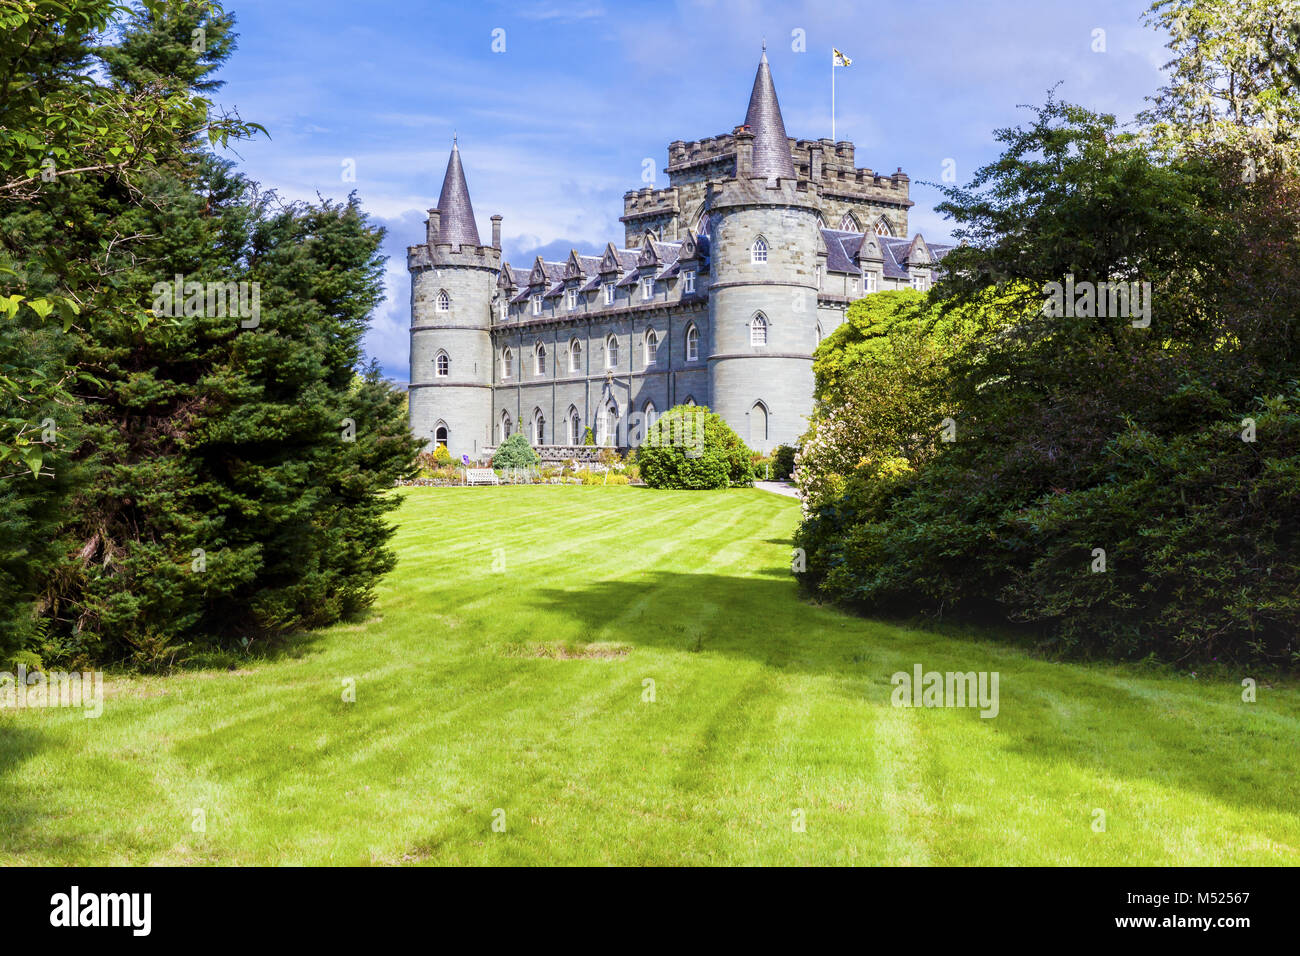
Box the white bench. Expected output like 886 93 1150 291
465 468 499 486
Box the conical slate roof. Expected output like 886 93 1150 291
743 51 796 180
436 140 480 246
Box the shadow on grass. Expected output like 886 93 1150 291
0 725 48 856
525 569 1299 819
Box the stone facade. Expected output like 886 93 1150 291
409 52 951 460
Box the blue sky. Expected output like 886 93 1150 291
210 0 1174 383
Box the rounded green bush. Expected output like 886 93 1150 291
492 432 540 468
639 405 754 489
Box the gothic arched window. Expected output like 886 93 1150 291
532 408 546 445
436 289 450 312
751 313 768 346
570 338 582 372
752 401 769 443
502 347 514 379
874 217 892 237
606 335 619 369
567 405 581 445
536 343 547 375
751 236 768 264
435 350 449 377
644 329 658 367
685 324 699 362
839 212 859 232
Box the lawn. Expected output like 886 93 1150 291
1 486 1296 865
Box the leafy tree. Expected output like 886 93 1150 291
639 406 753 490
492 432 539 468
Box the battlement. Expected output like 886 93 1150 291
706 173 820 212
667 134 737 171
407 242 502 272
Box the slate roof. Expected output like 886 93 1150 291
436 142 480 246
821 229 955 278
744 51 797 181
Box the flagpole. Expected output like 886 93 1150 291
831 50 836 142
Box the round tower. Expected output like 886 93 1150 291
706 51 820 453
408 141 498 461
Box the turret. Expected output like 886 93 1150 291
706 49 820 452
408 139 499 460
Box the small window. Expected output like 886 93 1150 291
606 335 619 369
435 423 448 447
839 212 859 232
642 276 654 299
436 289 450 312
683 270 696 294
536 343 547 375
568 406 581 444
502 348 514 379
532 294 542 316
567 288 578 310
436 351 449 377
911 275 929 292
570 339 582 373
866 273 878 293
500 411 512 441
875 218 891 237
604 283 615 306
533 409 546 445
644 329 658 366
751 237 768 263
686 324 698 362
751 314 768 346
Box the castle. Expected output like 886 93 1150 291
408 51 951 459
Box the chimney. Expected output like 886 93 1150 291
426 208 440 247
490 214 502 250
734 126 754 177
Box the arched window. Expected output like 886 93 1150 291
536 343 547 375
685 324 699 362
435 350 450 377
696 211 711 237
751 313 768 346
644 329 658 366
598 400 619 446
815 323 822 345
436 289 450 312
751 236 768 264
874 217 892 237
684 395 696 406
570 338 582 373
532 408 546 445
606 335 619 369
643 401 658 431
752 401 769 443
816 215 826 229
500 411 512 442
502 348 515 379
567 405 581 445
434 421 449 448
839 212 859 232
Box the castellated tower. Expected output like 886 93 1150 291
408 141 500 459
706 51 820 453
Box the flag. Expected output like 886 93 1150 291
833 48 852 67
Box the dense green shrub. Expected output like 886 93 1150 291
492 432 540 468
639 406 753 489
582 426 595 446
771 445 797 480
794 96 1300 668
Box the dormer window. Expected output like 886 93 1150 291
683 270 696 294
642 276 654 299
436 290 450 312
751 237 768 264
567 288 578 310
531 294 542 316
911 275 929 292
604 283 615 306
